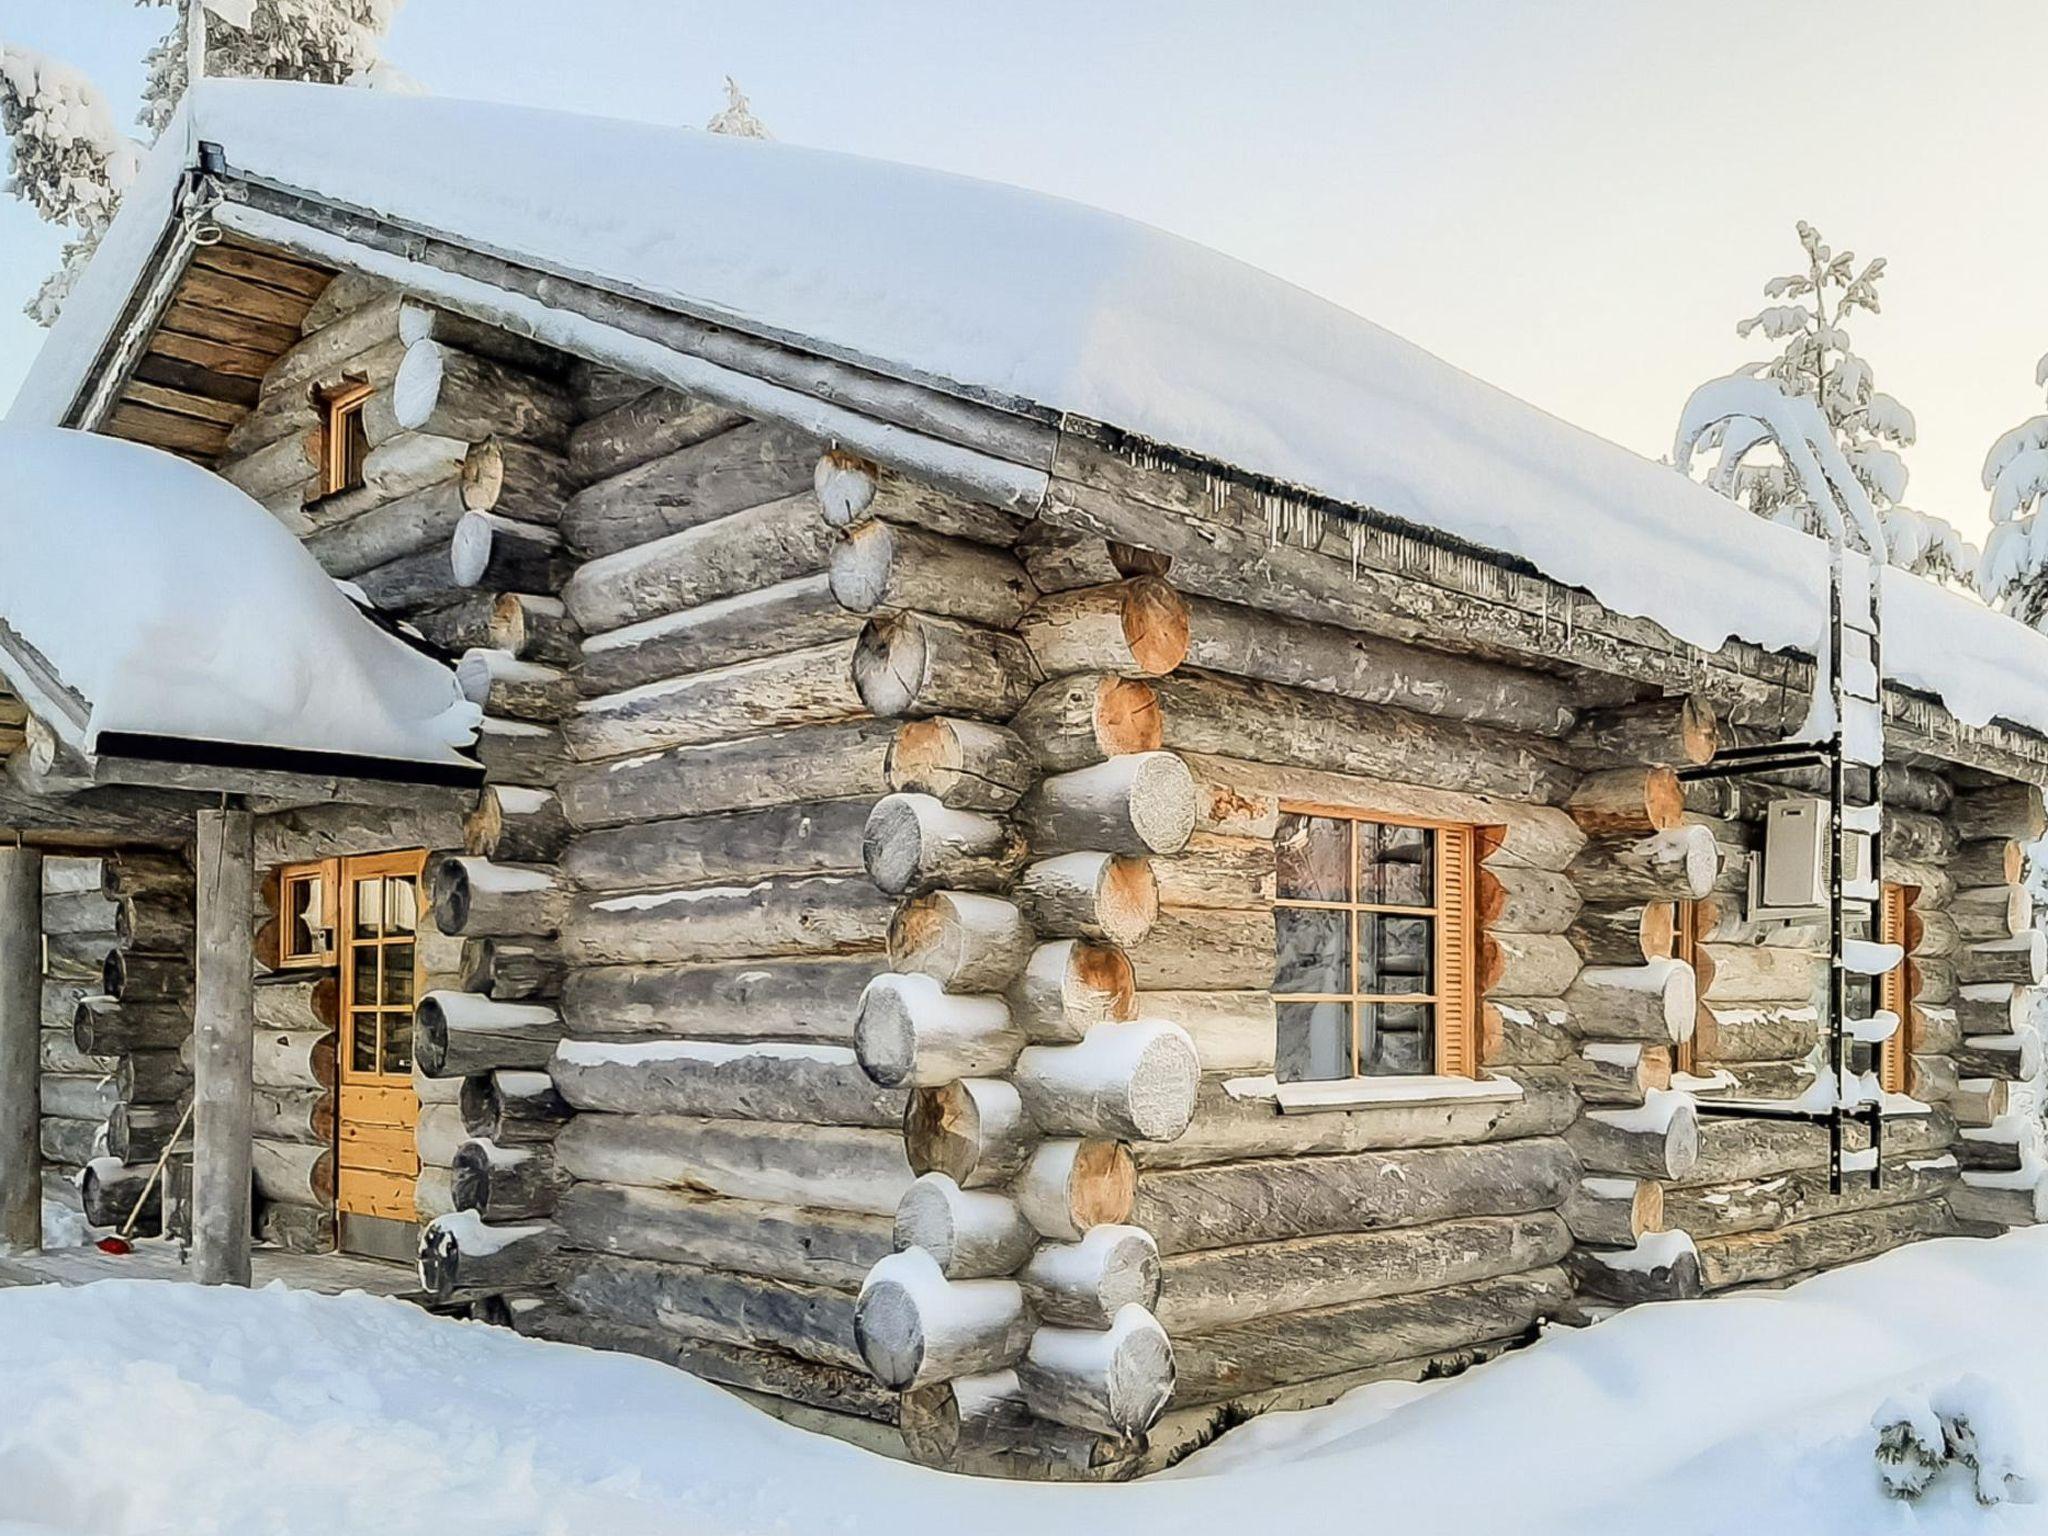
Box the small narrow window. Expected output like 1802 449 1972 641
276 858 339 969
1272 808 1478 1082
1876 882 1917 1095
318 380 374 498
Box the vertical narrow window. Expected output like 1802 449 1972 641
1273 808 1477 1082
1876 881 1916 1095
318 380 374 498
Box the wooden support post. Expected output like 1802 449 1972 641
194 807 255 1287
0 848 41 1253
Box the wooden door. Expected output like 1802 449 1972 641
335 850 425 1247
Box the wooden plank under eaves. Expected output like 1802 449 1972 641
189 242 332 301
107 402 231 457
160 298 300 356
149 329 277 380
129 352 262 407
124 380 246 428
176 264 319 331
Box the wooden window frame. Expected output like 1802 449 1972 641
1876 881 1917 1095
337 850 428 1088
316 380 374 499
275 858 338 970
1273 802 1481 1084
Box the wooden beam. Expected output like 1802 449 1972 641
147 331 276 381
128 352 263 408
191 241 334 300
123 381 247 427
106 403 232 457
0 849 40 1252
193 807 254 1286
160 299 299 356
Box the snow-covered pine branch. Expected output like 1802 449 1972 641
1677 221 1968 585
1977 352 2048 629
706 76 770 139
138 0 406 134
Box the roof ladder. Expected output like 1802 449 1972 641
1676 513 1889 1196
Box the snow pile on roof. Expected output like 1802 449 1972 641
15 80 2048 743
0 427 477 767
4 1229 2048 1532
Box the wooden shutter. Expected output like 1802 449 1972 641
1435 823 1478 1078
1877 882 1914 1095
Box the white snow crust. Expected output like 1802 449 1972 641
0 426 477 767
13 1234 2048 1531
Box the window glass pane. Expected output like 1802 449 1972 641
349 1012 377 1074
1360 912 1433 995
1362 822 1433 907
1274 907 1348 994
353 877 384 940
350 942 378 1006
382 1010 413 1075
385 878 418 935
1277 1001 1351 1082
287 876 322 958
382 943 415 1007
1275 814 1350 902
1361 1002 1435 1076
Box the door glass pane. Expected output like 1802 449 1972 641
1361 1002 1435 1076
1362 822 1433 907
353 877 385 940
385 878 418 935
1277 1001 1350 1082
349 1011 377 1073
382 943 415 1007
1274 907 1347 994
350 941 378 1009
1275 814 1350 902
1361 913 1433 994
382 1010 413 1074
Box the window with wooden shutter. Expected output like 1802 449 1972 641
1272 806 1479 1082
1876 881 1916 1095
275 858 338 969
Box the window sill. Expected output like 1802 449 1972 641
1266 1073 1526 1116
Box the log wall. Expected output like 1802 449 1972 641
201 286 2048 1478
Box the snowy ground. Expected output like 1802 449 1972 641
3 1230 2047 1535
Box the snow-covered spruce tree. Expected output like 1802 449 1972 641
0 0 400 323
1976 354 2048 629
705 76 770 139
1680 220 1972 582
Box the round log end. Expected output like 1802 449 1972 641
828 520 896 613
1096 676 1163 756
854 1274 929 1388
454 649 504 709
855 974 926 1089
391 338 447 433
458 1072 496 1137
101 948 125 1000
414 996 452 1078
1069 1140 1138 1230
461 436 506 512
815 449 880 527
1678 696 1721 766
450 1142 492 1214
1121 577 1190 675
1119 1024 1202 1142
1096 857 1160 949
862 794 937 896
1653 955 1698 1044
905 1082 979 1184
450 510 496 588
1125 751 1197 855
464 790 504 859
1663 1099 1701 1181
428 855 472 937
852 613 925 718
1072 941 1138 1026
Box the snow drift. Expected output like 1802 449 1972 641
0 426 477 767
4 1229 2048 1533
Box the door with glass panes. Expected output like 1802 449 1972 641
335 850 425 1258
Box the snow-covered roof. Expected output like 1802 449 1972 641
16 80 2048 744
0 427 479 776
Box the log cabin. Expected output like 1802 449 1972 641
5 76 2048 1477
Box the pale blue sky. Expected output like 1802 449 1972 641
1 1 2042 539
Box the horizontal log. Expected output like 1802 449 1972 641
428 857 568 939
252 1137 333 1207
567 386 744 485
560 875 891 966
563 491 835 632
1124 905 1275 991
830 519 1035 627
419 1212 564 1304
1007 940 1138 1044
1559 1176 1663 1246
1009 674 1162 772
556 1181 891 1290
1135 990 1274 1074
565 641 863 760
1014 1138 1139 1241
1692 1200 1954 1289
1135 1136 1578 1253
253 1028 334 1091
1013 1021 1201 1141
554 1112 914 1215
563 420 817 561
888 891 1035 994
464 786 570 865
1018 1306 1175 1435
1019 1225 1161 1328
855 1248 1032 1390
1564 1094 1700 1179
563 797 872 894
905 1078 1037 1190
895 1172 1038 1279
1012 854 1158 947
855 974 1021 1089
1157 1209 1571 1333
560 955 887 1042
414 992 562 1078
1169 1266 1571 1407
551 1038 904 1126
852 612 1037 721
1018 579 1190 677
1152 670 1577 805
451 1138 573 1220
559 719 894 832
863 796 1026 897
1017 753 1197 859
575 575 862 697
1568 825 1719 904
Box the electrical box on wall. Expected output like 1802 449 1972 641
1749 797 1871 921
